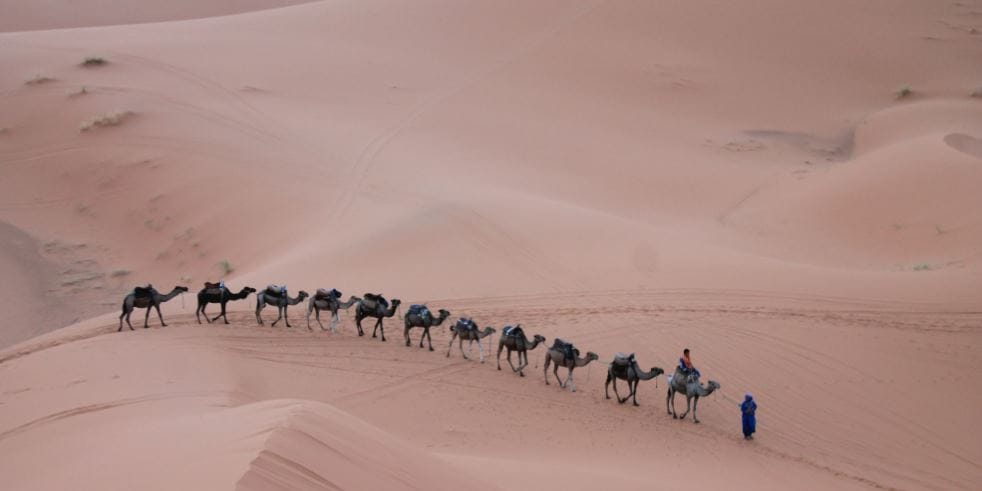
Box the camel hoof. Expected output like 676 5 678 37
519 372 525 377
633 402 640 407
428 347 434 352
571 388 577 392
672 415 678 419
694 420 700 424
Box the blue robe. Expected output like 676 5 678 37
741 399 757 437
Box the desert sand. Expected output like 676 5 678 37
1 0 980 489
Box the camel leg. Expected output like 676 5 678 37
119 307 134 332
517 351 529 376
667 388 675 417
692 396 700 424
256 299 264 326
142 305 151 328
330 310 341 333
446 332 457 357
196 301 203 324
284 305 292 328
271 305 283 327
632 380 641 406
316 307 327 331
679 395 691 421
567 368 577 392
210 302 228 324
355 316 364 336
404 325 411 347
154 303 167 327
553 363 564 387
377 318 385 341
460 338 469 360
543 354 551 385
605 372 612 399
424 328 434 351
477 338 485 363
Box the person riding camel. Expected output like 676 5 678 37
679 348 701 378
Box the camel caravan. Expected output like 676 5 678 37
119 282 723 423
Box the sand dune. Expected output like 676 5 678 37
0 0 315 32
1 0 981 489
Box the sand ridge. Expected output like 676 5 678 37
1 0 981 489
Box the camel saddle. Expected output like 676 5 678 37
315 288 341 301
408 304 431 321
133 285 155 298
502 325 523 338
362 293 388 310
457 317 477 332
203 281 226 295
552 338 577 362
265 284 287 297
612 352 636 368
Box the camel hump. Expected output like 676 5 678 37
363 293 381 301
408 304 430 317
503 325 523 338
456 317 476 330
612 352 635 367
265 284 286 297
204 281 224 290
552 338 572 350
133 285 154 298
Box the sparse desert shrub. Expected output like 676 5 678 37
79 110 132 132
219 259 233 275
971 85 982 98
913 263 931 271
110 269 131 278
81 57 107 67
896 85 913 99
67 86 88 97
25 74 55 85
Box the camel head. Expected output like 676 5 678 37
243 287 257 294
707 380 721 390
437 309 450 318
390 299 402 307
586 352 600 362
651 367 665 377
532 334 547 343
297 290 309 300
175 286 190 293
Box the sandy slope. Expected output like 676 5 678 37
0 0 315 32
1 295 979 490
0 0 981 489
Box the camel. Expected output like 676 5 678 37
605 353 664 406
118 285 189 331
353 293 402 341
543 339 599 392
306 288 361 331
403 306 450 351
496 325 546 377
255 285 309 328
196 283 256 324
666 367 721 423
446 318 496 362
